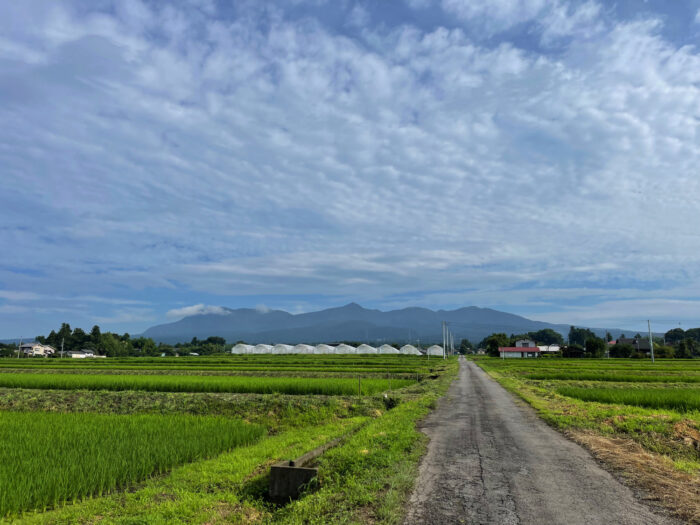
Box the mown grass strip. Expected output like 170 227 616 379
0 372 414 395
0 412 263 518
558 386 700 412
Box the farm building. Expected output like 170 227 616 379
499 347 541 358
67 350 94 358
293 344 315 354
514 339 536 348
356 344 378 354
19 343 55 357
538 344 560 353
426 345 444 356
379 344 400 354
399 344 422 355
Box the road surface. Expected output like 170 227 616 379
404 357 679 525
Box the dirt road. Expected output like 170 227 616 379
404 357 679 525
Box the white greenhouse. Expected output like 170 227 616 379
426 345 444 356
399 344 422 355
231 343 253 354
356 344 378 354
293 344 315 354
378 344 400 354
335 344 356 354
314 344 335 354
253 344 273 354
273 344 294 354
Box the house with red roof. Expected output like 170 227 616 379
499 339 541 358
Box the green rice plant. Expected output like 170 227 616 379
0 412 263 517
0 373 414 395
557 386 700 411
525 371 700 383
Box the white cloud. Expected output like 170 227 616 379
166 304 229 319
1 2 700 333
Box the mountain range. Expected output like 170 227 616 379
141 303 624 345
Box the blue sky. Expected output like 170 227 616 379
2 0 700 338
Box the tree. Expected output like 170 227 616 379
100 333 122 357
481 333 509 357
609 343 634 358
90 325 102 345
664 328 685 345
459 339 474 354
72 328 88 349
654 345 674 358
585 338 606 358
562 344 584 358
605 332 613 342
528 329 564 346
676 339 693 359
568 326 596 346
57 323 72 350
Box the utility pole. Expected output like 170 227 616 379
442 321 446 360
61 338 64 358
648 320 655 363
17 337 22 359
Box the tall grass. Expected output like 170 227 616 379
557 386 700 412
0 373 413 395
0 412 263 517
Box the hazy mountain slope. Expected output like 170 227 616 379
141 303 618 344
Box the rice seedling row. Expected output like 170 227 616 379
557 386 700 412
0 411 263 518
0 372 414 395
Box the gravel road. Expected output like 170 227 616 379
404 357 679 525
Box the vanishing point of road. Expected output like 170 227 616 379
404 357 679 525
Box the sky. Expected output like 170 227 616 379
2 0 700 338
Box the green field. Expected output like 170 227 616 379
0 372 413 395
557 386 700 411
0 412 263 517
0 354 457 523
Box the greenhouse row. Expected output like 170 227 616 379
230 343 445 355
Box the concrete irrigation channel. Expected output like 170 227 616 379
404 357 681 525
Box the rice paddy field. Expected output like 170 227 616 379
0 354 457 524
474 357 700 522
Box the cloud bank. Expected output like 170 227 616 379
1 0 699 334
166 304 230 319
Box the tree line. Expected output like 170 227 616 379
0 324 229 358
466 326 699 358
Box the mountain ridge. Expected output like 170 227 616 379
141 303 624 345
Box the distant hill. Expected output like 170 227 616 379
141 303 624 345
